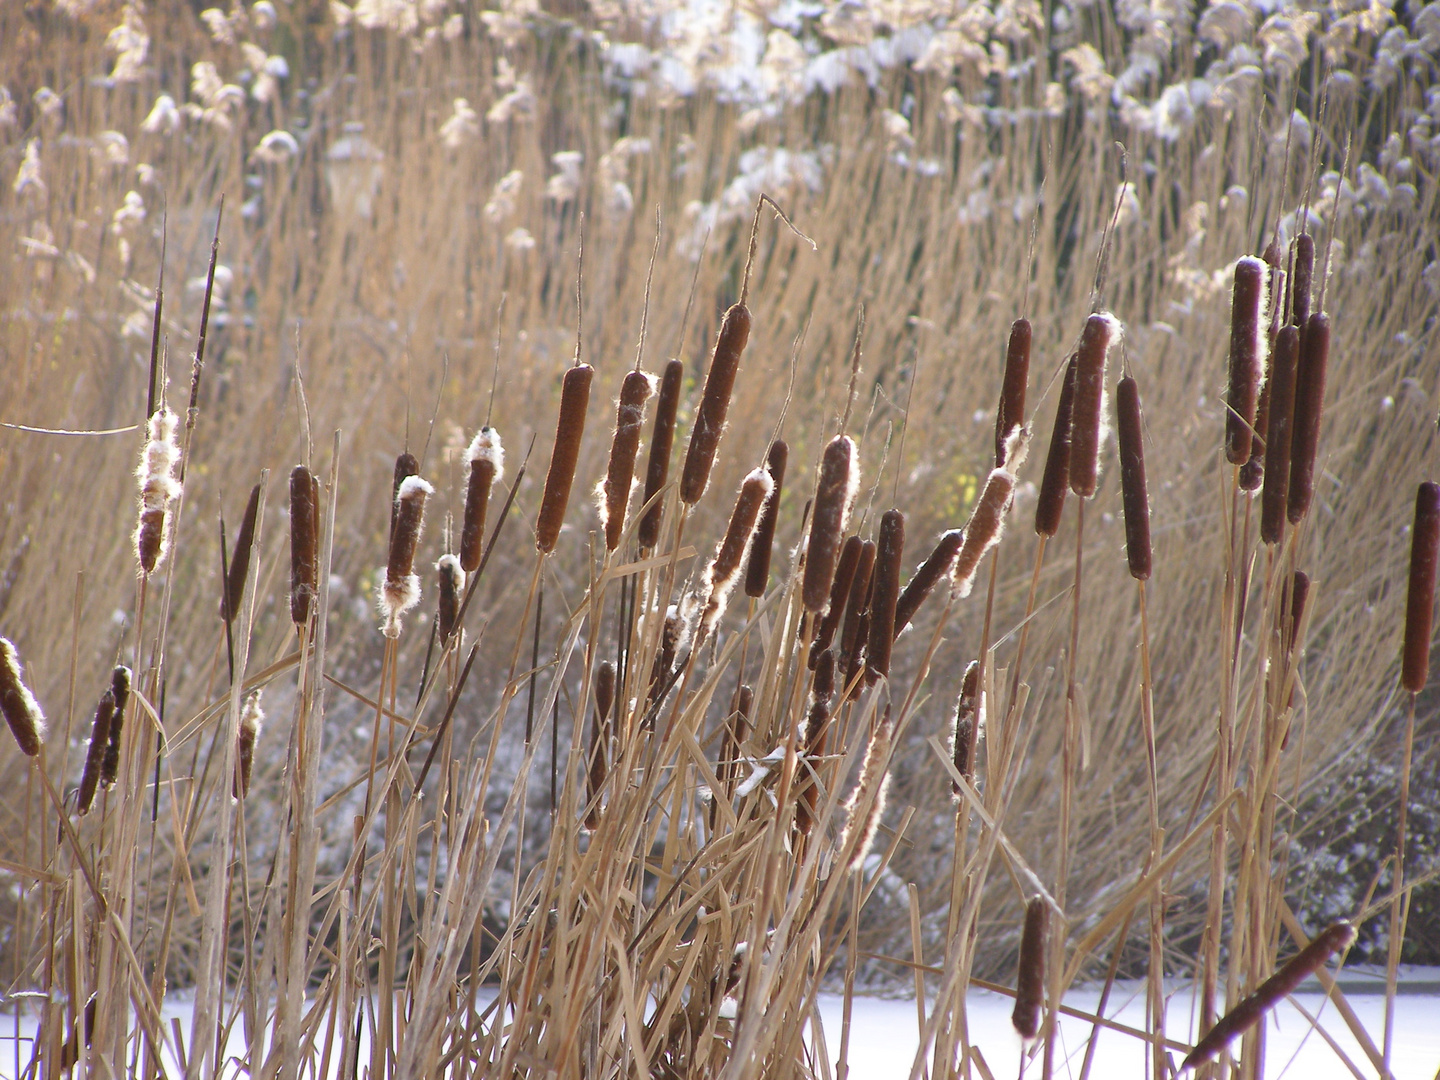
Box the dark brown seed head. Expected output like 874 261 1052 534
1402 482 1440 693
813 535 863 660
953 431 1028 599
893 529 964 638
290 466 320 627
951 659 982 790
77 689 115 815
1036 354 1079 537
390 452 419 540
1069 313 1121 499
865 510 905 683
1116 375 1152 581
838 540 876 697
436 554 464 646
1239 374 1271 492
639 359 684 551
1012 896 1049 1041
1288 570 1311 657
744 439 789 598
537 364 595 554
111 665 131 724
459 428 504 574
1291 232 1314 325
136 508 166 576
234 691 263 799
681 302 752 505
134 407 181 574
996 318 1032 467
0 637 45 757
1226 257 1268 465
221 483 261 622
1287 311 1330 525
380 474 434 635
702 468 774 634
603 370 655 552
802 435 859 612
1260 325 1300 544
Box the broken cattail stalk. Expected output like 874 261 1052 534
233 691 263 799
813 535 862 663
638 359 683 551
996 318 1032 467
802 436 859 613
290 466 320 627
744 439 789 598
837 540 877 695
601 370 655 552
951 660 983 792
1287 311 1330 525
0 637 45 757
1259 325 1301 545
586 660 616 829
1116 375 1152 581
953 429 1030 598
459 428 504 573
865 510 905 683
134 407 181 574
77 689 116 814
1069 313 1121 499
893 529 963 638
1402 482 1440 693
101 666 130 788
1181 921 1356 1071
221 483 261 622
437 555 464 646
1036 354 1079 537
1225 257 1268 465
1291 232 1315 326
379 475 434 637
701 468 774 635
840 710 893 872
1012 897 1049 1041
681 300 752 504
536 364 595 554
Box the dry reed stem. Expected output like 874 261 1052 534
1117 375 1152 581
1287 311 1330 525
803 436 859 613
1069 313 1121 499
1402 481 1440 693
1036 354 1079 536
840 711 892 872
459 428 504 573
536 364 595 554
639 359 684 551
744 440 789 599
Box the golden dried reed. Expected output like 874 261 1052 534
840 710 893 872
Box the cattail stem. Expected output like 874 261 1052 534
536 364 594 554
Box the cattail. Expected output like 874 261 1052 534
681 301 752 504
99 665 132 789
1036 354 1079 537
233 691 263 799
638 359 683 551
893 529 963 638
837 540 876 697
221 483 261 622
953 429 1030 599
586 661 615 829
647 612 679 706
390 452 419 540
436 554 464 646
1012 897 1049 1041
459 428 504 573
536 364 594 554
1069 312 1121 499
379 475 434 637
77 689 116 814
290 466 320 627
744 440 789 598
996 317 1032 467
840 710 893 872
134 407 181 574
601 370 655 552
865 510 905 683
1239 376 1270 492
0 637 45 757
701 468 774 634
1260 325 1300 545
1287 311 1330 525
1225 257 1269 465
813 536 863 660
1402 482 1440 693
1116 375 1151 581
802 436 859 613
111 665 131 728
1288 570 1311 656
951 660 982 791
1241 247 1287 492
1182 921 1356 1072
1291 232 1314 325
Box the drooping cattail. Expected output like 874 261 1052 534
865 510 905 683
459 428 504 573
681 301 752 505
1116 375 1152 581
996 318 1032 467
536 364 594 554
221 483 261 622
601 370 655 552
1260 325 1301 545
1036 354 1079 537
1287 311 1330 525
837 540 876 697
1069 312 1121 499
951 660 982 792
701 468 775 635
893 529 963 639
436 554 464 646
586 660 616 829
77 689 116 814
101 667 130 789
1402 482 1440 693
1012 896 1049 1041
379 475 434 637
390 452 419 540
813 535 863 661
290 466 320 627
0 637 45 757
1225 257 1269 465
638 359 683 551
840 710 893 872
744 440 788 599
802 436 859 613
1290 232 1314 326
134 407 181 575
953 429 1030 599
1181 921 1356 1072
233 690 263 799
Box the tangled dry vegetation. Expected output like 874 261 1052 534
1 1 1439 1077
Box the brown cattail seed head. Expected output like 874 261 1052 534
134 407 181 574
1402 482 1440 693
601 370 655 551
865 510 906 683
1036 354 1079 537
290 466 320 627
0 637 45 757
111 665 131 725
1116 376 1152 581
1225 257 1269 465
1291 232 1314 325
379 474 434 637
390 452 419 539
813 535 863 660
537 364 594 554
744 440 789 599
840 711 893 872
803 436 859 612
101 664 131 787
837 540 876 695
996 317 1032 467
953 429 1030 599
459 428 504 573
681 302 752 504
221 483 261 622
639 359 684 551
1012 897 1049 1041
1239 374 1271 492
77 689 116 815
436 554 464 646
1260 325 1300 545
701 468 774 634
1069 313 1121 499
1287 312 1330 525
893 529 963 638
951 660 983 791
234 691 263 799
1288 570 1311 656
